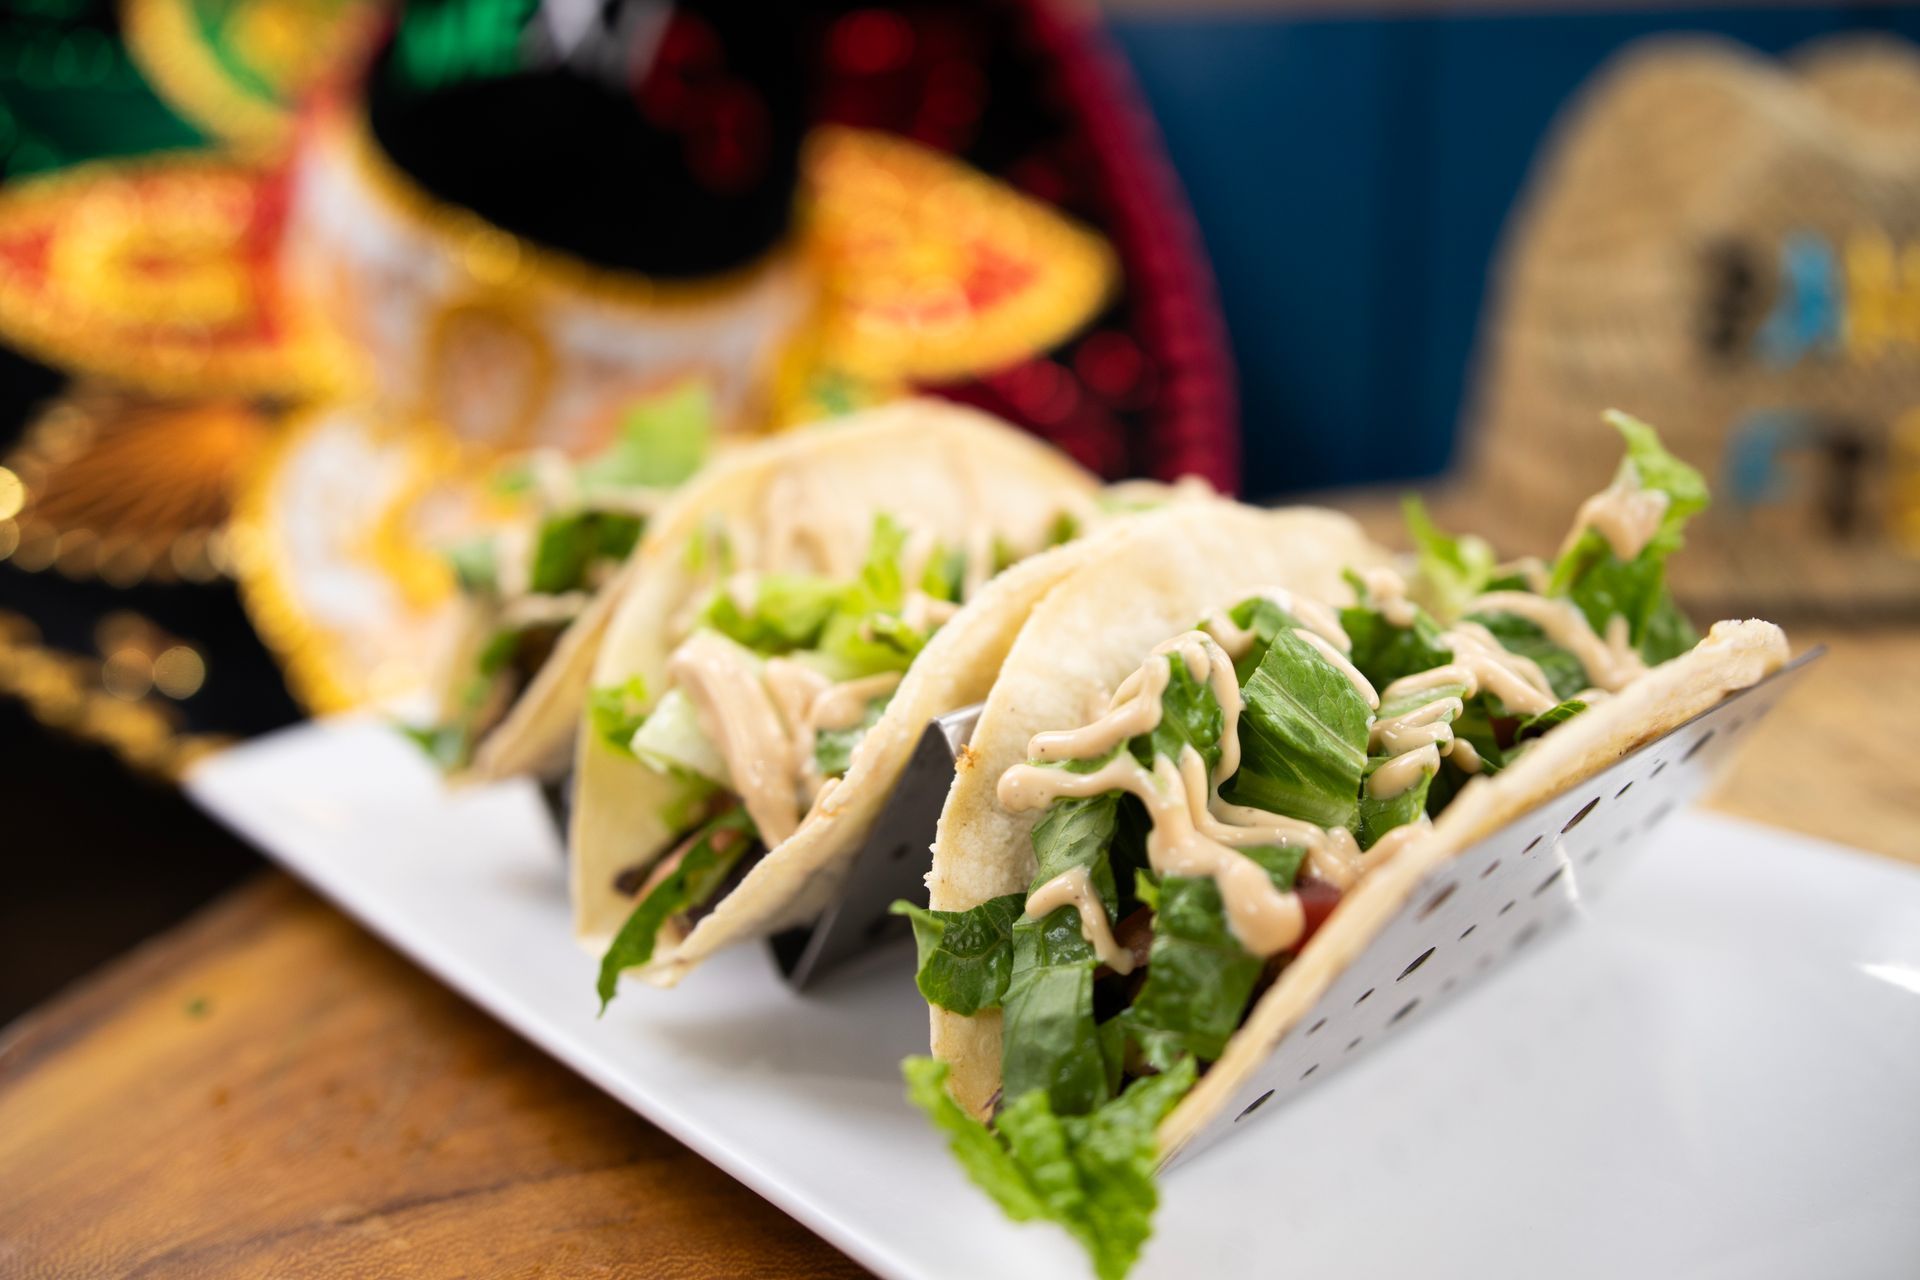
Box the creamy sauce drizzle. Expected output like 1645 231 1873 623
498 590 590 628
1559 464 1670 563
1469 591 1646 692
1026 865 1137 974
1000 627 1368 957
1362 566 1417 627
670 633 800 845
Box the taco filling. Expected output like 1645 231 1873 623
593 508 1077 1007
402 382 713 770
901 412 1717 1280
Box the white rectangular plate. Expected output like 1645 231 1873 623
188 716 1920 1280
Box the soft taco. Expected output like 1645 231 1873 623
576 397 1160 998
401 382 716 779
900 413 1789 1280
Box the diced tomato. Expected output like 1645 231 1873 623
1295 876 1343 944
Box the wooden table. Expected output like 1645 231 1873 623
2 626 1915 1277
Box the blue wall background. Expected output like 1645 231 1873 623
1108 5 1920 498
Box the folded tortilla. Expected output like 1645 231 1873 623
571 398 1106 983
922 500 1788 1149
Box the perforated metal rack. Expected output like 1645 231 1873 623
771 651 1818 1161
1168 647 1821 1164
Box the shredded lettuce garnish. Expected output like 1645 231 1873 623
904 1055 1196 1280
575 380 714 492
1222 629 1371 830
892 895 1022 1017
587 676 650 758
1404 494 1496 619
596 806 754 1012
904 416 1710 1279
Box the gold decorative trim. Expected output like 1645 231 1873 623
332 108 802 313
0 388 268 586
123 0 347 152
0 609 231 780
804 126 1119 384
0 153 342 398
227 407 487 714
226 407 363 713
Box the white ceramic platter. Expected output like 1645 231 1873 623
187 717 1920 1280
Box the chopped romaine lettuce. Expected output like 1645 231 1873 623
1546 413 1707 662
893 894 1023 1016
703 573 843 653
1001 906 1115 1117
445 536 498 595
1517 697 1587 739
397 722 470 771
1222 629 1371 830
1339 579 1452 690
1133 649 1226 778
1118 875 1263 1069
528 510 643 595
576 379 714 491
587 676 650 758
1030 792 1123 914
812 691 892 779
629 687 729 784
1356 755 1438 849
1465 610 1589 702
903 1055 1197 1280
1222 595 1296 683
596 806 754 1010
1403 495 1495 621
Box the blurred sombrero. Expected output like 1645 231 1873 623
124 0 382 153
1352 34 1920 621
1 0 1237 724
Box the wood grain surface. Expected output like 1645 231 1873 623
0 876 870 1280
0 626 1912 1278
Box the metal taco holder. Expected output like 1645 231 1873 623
773 649 1819 1019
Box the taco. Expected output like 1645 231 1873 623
401 382 715 778
900 413 1789 1280
573 398 1112 996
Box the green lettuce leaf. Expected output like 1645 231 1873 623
1223 595 1296 683
812 691 892 778
1240 844 1306 892
1546 413 1707 663
397 722 470 771
1001 907 1114 1117
1222 628 1371 830
902 1057 1048 1222
595 807 754 1011
816 514 930 675
1518 697 1587 739
1030 791 1123 913
587 676 650 757
701 573 842 654
1339 592 1452 691
1129 648 1226 779
528 510 644 595
892 894 1023 1016
1357 755 1438 849
576 379 714 490
920 544 967 603
444 535 497 595
1118 876 1263 1069
1403 495 1495 621
1465 611 1589 702
994 1058 1198 1280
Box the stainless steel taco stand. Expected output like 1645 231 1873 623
1164 645 1823 1168
771 650 1821 1164
769 706 983 988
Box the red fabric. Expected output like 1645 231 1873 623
812 1 1241 491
